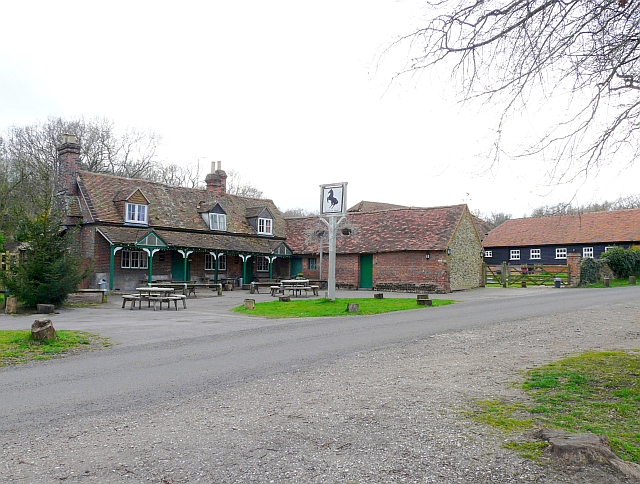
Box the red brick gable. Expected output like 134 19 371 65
285 204 469 254
76 170 286 237
482 209 640 247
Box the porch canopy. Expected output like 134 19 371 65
97 226 292 289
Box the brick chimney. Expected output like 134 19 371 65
205 160 227 197
58 133 81 195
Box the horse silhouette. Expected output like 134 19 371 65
327 189 339 209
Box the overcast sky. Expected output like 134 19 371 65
2 1 639 218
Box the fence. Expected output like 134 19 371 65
484 263 569 287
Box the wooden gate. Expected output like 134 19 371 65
484 263 569 287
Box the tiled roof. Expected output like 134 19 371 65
348 200 408 212
77 171 285 237
285 204 469 254
96 226 286 254
482 209 640 247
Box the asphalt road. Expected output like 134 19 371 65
1 286 638 434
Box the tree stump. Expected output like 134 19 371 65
279 296 290 302
346 303 359 313
224 284 233 291
603 277 610 287
31 318 56 341
521 281 527 288
244 299 256 310
630 276 636 285
5 296 17 314
417 299 433 306
37 304 55 314
374 293 384 299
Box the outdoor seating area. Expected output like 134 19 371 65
121 287 187 310
269 279 319 298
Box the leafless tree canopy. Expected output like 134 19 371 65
395 0 640 179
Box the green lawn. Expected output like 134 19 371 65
233 297 453 318
586 278 635 288
468 350 640 463
0 330 110 367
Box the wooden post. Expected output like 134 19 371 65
603 277 610 287
629 276 636 285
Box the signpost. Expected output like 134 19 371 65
320 182 347 301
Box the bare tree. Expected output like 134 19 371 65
281 207 319 217
392 0 640 181
225 169 264 198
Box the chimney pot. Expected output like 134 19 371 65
217 160 222 171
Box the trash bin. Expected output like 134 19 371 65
237 277 243 287
98 279 107 290
554 277 561 289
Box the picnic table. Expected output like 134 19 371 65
273 279 320 298
121 287 186 310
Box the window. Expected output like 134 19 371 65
583 247 594 258
556 248 567 259
121 249 148 269
205 254 215 271
510 249 520 260
125 203 148 224
308 257 317 270
209 213 226 231
530 249 541 260
256 256 269 272
484 250 492 258
258 217 272 235
218 254 227 271
605 246 614 252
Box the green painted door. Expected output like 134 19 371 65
359 254 373 289
171 251 190 281
290 257 303 278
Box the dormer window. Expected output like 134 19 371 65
258 217 272 235
126 202 148 224
210 213 227 231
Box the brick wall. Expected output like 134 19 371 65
373 251 450 293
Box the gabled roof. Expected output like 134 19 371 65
348 200 408 213
482 209 640 247
285 204 469 254
76 170 285 237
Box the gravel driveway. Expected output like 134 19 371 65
1 287 639 483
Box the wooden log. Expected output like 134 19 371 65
5 296 17 314
373 293 384 299
244 299 256 310
279 296 290 302
346 303 359 313
417 299 433 306
31 318 56 341
37 304 55 314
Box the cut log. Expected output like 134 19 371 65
5 296 17 314
279 296 290 302
31 318 56 341
37 304 55 314
244 299 256 310
373 293 384 299
346 303 359 313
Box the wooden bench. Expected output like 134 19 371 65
122 294 187 310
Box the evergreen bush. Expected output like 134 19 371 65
1 213 87 308
600 247 640 278
579 257 602 286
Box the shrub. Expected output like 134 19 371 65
580 257 603 285
600 247 640 278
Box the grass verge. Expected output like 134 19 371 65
0 330 111 367
468 350 640 463
586 278 634 288
233 297 453 318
